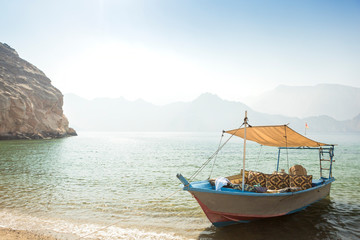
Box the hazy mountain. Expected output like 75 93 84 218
248 84 360 121
64 93 248 131
64 92 360 133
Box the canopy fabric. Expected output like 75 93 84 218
225 125 329 147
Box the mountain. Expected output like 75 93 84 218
248 84 360 121
64 93 245 131
64 93 360 133
0 42 76 139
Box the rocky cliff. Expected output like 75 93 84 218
0 42 76 139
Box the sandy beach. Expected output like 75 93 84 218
0 228 58 240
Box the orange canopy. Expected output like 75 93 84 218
225 125 329 147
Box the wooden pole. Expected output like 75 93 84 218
242 111 247 192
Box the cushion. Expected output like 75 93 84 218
266 173 290 190
289 165 307 175
290 175 313 190
247 171 267 187
254 186 267 193
231 183 256 192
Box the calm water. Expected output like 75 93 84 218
0 132 359 240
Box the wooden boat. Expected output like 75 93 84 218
177 112 335 227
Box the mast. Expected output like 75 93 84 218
242 111 248 191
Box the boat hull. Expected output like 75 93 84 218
187 179 333 227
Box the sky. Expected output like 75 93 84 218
1 0 359 104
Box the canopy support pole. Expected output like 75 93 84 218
276 148 281 172
329 146 334 178
241 111 248 192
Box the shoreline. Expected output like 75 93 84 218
0 227 59 240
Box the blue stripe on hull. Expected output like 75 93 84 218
213 220 251 227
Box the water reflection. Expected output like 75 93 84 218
198 198 359 240
0 133 359 239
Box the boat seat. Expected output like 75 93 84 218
312 179 324 187
226 170 249 184
209 170 249 186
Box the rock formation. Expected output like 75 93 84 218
0 42 76 139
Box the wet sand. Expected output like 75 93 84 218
0 228 58 240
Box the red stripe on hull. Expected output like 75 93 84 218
194 195 287 225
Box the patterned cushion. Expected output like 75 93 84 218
290 175 313 190
266 173 290 190
247 171 267 187
231 183 256 192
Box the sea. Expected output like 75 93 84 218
0 132 359 240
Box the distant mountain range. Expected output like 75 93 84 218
64 85 360 133
248 84 360 121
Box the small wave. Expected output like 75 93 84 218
77 225 185 240
0 210 186 240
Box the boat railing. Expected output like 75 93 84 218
277 145 335 179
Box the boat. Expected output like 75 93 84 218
176 112 335 227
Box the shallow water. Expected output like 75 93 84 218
0 132 359 239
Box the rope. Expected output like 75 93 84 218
77 125 244 239
208 131 224 179
77 220 122 239
188 123 244 182
255 145 263 172
77 186 187 239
